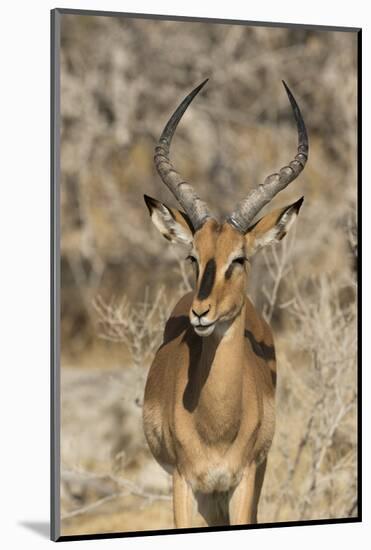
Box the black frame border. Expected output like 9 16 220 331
51 7 362 542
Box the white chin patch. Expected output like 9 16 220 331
194 324 215 337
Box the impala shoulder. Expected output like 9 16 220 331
243 297 275 363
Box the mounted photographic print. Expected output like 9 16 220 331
51 8 361 542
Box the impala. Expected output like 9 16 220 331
142 79 308 527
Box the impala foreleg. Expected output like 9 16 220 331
228 462 257 525
173 469 197 528
251 458 267 523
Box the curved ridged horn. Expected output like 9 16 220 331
154 79 211 230
227 81 309 233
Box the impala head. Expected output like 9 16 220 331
145 79 308 337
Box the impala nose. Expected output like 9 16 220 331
191 305 215 337
192 307 210 320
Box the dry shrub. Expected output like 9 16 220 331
259 249 357 521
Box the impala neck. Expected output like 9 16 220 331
183 304 246 415
213 305 246 347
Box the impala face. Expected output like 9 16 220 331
188 220 247 336
144 195 304 337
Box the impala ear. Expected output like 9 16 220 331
144 195 194 246
245 197 304 256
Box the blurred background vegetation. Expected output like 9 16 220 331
59 13 358 536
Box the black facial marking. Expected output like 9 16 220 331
194 262 199 281
225 263 234 280
197 258 216 300
225 257 245 280
187 255 199 281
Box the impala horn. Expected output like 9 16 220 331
154 79 211 231
227 80 308 233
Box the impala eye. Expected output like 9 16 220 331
186 255 198 264
233 257 246 265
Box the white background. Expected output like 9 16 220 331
0 1 368 548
